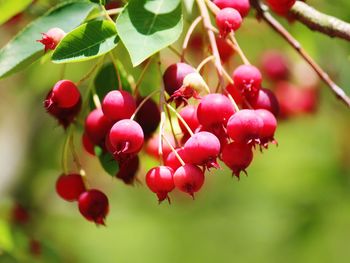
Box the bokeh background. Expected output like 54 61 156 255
0 0 349 262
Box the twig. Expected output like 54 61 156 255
182 16 203 61
166 104 194 137
228 33 251 65
158 60 166 163
130 90 160 120
165 106 180 148
162 134 185 166
134 57 153 95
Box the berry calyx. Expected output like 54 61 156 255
85 108 113 145
56 174 86 202
213 0 250 17
37 27 66 52
255 109 278 148
173 164 205 198
163 63 196 96
232 65 262 101
145 166 175 203
216 8 242 37
78 189 109 226
46 80 80 109
102 90 136 121
266 0 296 15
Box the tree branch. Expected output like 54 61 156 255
250 0 350 108
290 1 350 42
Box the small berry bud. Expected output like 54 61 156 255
37 27 66 52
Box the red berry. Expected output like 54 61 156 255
227 109 263 144
11 203 30 225
47 80 80 108
216 37 234 62
225 83 244 105
116 155 140 185
165 148 189 171
135 97 160 139
163 63 196 96
109 119 144 156
173 164 205 198
145 166 175 203
255 109 277 147
37 27 66 52
248 88 280 117
85 108 113 145
82 132 95 155
56 174 86 202
102 90 136 121
178 105 200 133
232 65 262 101
145 134 175 160
216 8 242 37
78 189 109 225
222 142 253 178
184 131 221 170
261 51 289 81
197 93 235 128
213 0 250 17
266 0 296 15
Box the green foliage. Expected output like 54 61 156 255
52 20 119 63
116 0 183 66
0 0 32 25
89 0 106 5
0 1 97 79
94 146 119 176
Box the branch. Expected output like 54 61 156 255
250 0 350 108
290 1 350 42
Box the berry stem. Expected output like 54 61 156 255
228 33 251 65
102 6 115 23
181 16 203 61
61 125 73 175
162 134 185 166
227 93 240 112
76 60 103 87
87 8 123 21
168 46 189 64
165 106 180 148
134 57 153 96
196 55 214 72
130 89 160 120
166 104 194 137
109 52 123 91
60 64 66 80
158 59 166 163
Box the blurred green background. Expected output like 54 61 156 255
0 0 349 262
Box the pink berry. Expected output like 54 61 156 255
37 27 66 52
109 119 144 156
261 51 289 81
48 80 80 108
197 93 235 128
225 83 244 105
173 164 205 198
184 131 221 170
227 109 263 144
255 109 277 147
216 37 235 62
78 189 109 225
248 88 280 117
102 90 136 121
116 155 140 185
165 148 189 171
178 105 200 134
56 174 86 202
82 132 95 155
221 142 253 178
145 134 175 160
266 0 296 15
145 166 175 203
135 97 160 139
213 0 250 17
85 108 113 145
216 8 242 37
232 65 262 101
163 63 196 96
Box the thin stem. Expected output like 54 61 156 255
76 61 102 87
162 134 185 166
158 60 166 163
61 126 73 174
182 16 203 61
134 57 153 95
196 55 215 72
228 34 251 65
103 6 115 23
166 104 194 137
60 64 66 80
165 106 180 148
130 90 160 120
87 8 123 21
227 93 240 112
168 46 188 64
109 52 122 91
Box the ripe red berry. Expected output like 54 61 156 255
135 97 160 139
78 189 109 225
109 119 144 156
37 27 66 52
102 90 136 121
197 93 235 128
145 134 175 160
261 51 289 81
85 108 113 145
225 83 244 105
255 109 278 148
145 166 175 203
178 105 200 134
165 147 189 171
82 132 95 155
266 0 296 15
216 8 242 37
47 80 81 108
213 0 250 17
232 65 262 101
248 88 280 117
227 109 263 144
221 142 253 178
56 174 86 202
184 131 221 170
163 63 196 96
216 37 235 62
173 164 205 198
11 203 30 225
116 155 140 185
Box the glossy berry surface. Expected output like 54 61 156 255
255 109 277 146
145 166 175 203
213 0 250 17
85 108 113 145
165 147 188 171
266 0 296 15
233 65 262 101
163 63 196 96
248 88 280 117
216 37 234 62
178 105 200 133
48 80 81 108
82 132 95 155
216 8 242 37
56 174 86 202
37 27 65 52
173 164 205 198
222 142 253 178
78 189 109 225
102 90 136 121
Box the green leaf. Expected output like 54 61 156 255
116 0 183 66
95 146 119 176
89 0 106 4
183 0 195 14
0 0 32 25
52 20 119 63
0 1 97 79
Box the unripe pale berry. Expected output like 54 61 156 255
232 65 262 101
85 108 113 145
37 27 66 52
56 174 86 202
78 189 109 225
213 0 250 17
102 90 136 121
216 8 242 37
222 142 253 178
266 0 296 15
145 166 175 203
173 164 205 198
163 63 196 96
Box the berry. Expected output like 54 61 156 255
37 27 66 52
82 132 95 155
266 0 296 15
145 134 175 160
216 37 234 62
248 88 280 117
216 8 242 37
109 119 144 157
85 108 113 145
222 142 253 178
56 174 86 202
46 80 81 108
227 109 263 144
255 109 278 148
225 83 244 105
145 166 175 203
135 97 160 139
163 63 196 96
184 131 221 170
116 155 140 185
165 148 189 171
232 65 262 101
261 51 289 81
102 90 136 121
213 0 250 17
178 105 200 134
11 203 30 225
173 164 205 198
78 189 109 225
197 93 235 128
